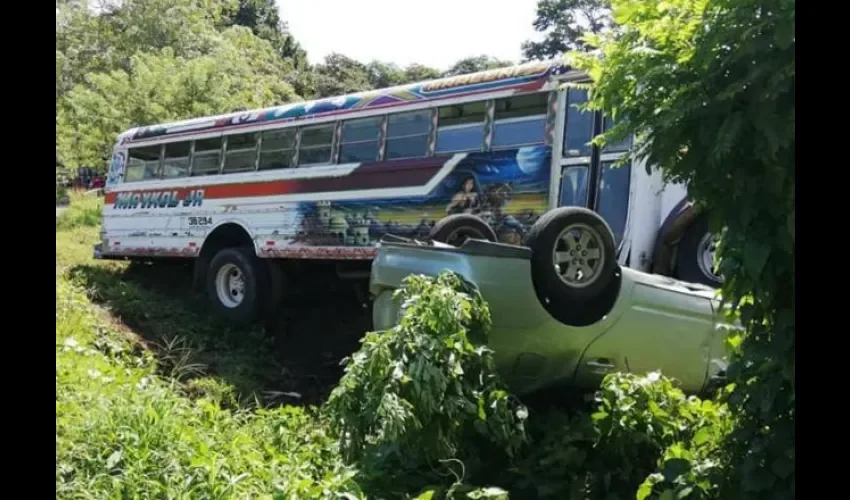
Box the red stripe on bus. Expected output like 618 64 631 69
105 157 448 203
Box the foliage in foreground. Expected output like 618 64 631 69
510 373 731 499
57 225 733 500
573 0 795 497
56 276 363 499
326 272 528 497
325 271 731 499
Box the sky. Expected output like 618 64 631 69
277 0 541 71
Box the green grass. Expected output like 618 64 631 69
56 190 102 230
55 207 363 498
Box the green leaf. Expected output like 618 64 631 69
677 486 694 498
636 481 654 500
413 490 436 500
692 427 711 445
742 241 771 278
661 458 691 481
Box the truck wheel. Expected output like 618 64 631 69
205 246 268 324
429 214 497 246
526 207 618 304
675 214 724 287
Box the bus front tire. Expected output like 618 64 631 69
526 207 618 304
429 214 497 246
205 246 268 324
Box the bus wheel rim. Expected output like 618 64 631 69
697 232 724 282
215 263 245 308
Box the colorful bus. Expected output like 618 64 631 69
95 60 721 322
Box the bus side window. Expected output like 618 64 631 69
559 165 589 207
223 133 259 173
126 145 161 182
298 124 334 166
563 88 594 157
492 93 548 149
596 161 631 246
259 129 296 170
339 117 381 163
162 141 190 179
435 101 486 154
191 137 223 176
385 110 430 160
602 115 633 153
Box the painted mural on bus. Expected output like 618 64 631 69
283 145 550 249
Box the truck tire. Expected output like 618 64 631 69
205 246 268 324
675 214 723 287
429 214 497 246
526 207 618 304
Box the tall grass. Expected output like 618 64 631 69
56 190 102 230
56 225 364 498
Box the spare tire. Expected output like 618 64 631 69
429 214 497 246
526 207 618 303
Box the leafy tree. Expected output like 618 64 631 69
218 0 309 67
217 0 314 96
522 0 613 60
442 55 514 77
364 61 442 88
56 0 232 99
403 63 441 83
219 0 282 44
57 27 298 170
55 0 306 171
365 60 406 89
572 0 794 497
313 53 373 97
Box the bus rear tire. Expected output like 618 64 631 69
429 214 497 246
675 214 723 287
205 246 268 324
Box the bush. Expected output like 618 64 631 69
56 183 69 204
326 272 528 496
323 271 732 499
572 0 795 497
505 372 731 499
56 191 102 230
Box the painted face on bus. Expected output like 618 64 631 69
462 178 475 193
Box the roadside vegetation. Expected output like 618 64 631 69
56 208 731 498
56 0 793 498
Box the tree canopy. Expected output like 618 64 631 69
55 0 518 171
522 0 613 60
572 0 794 496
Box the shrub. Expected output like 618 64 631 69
507 372 731 499
325 272 528 495
572 0 794 496
56 191 102 230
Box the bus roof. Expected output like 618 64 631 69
118 59 576 145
